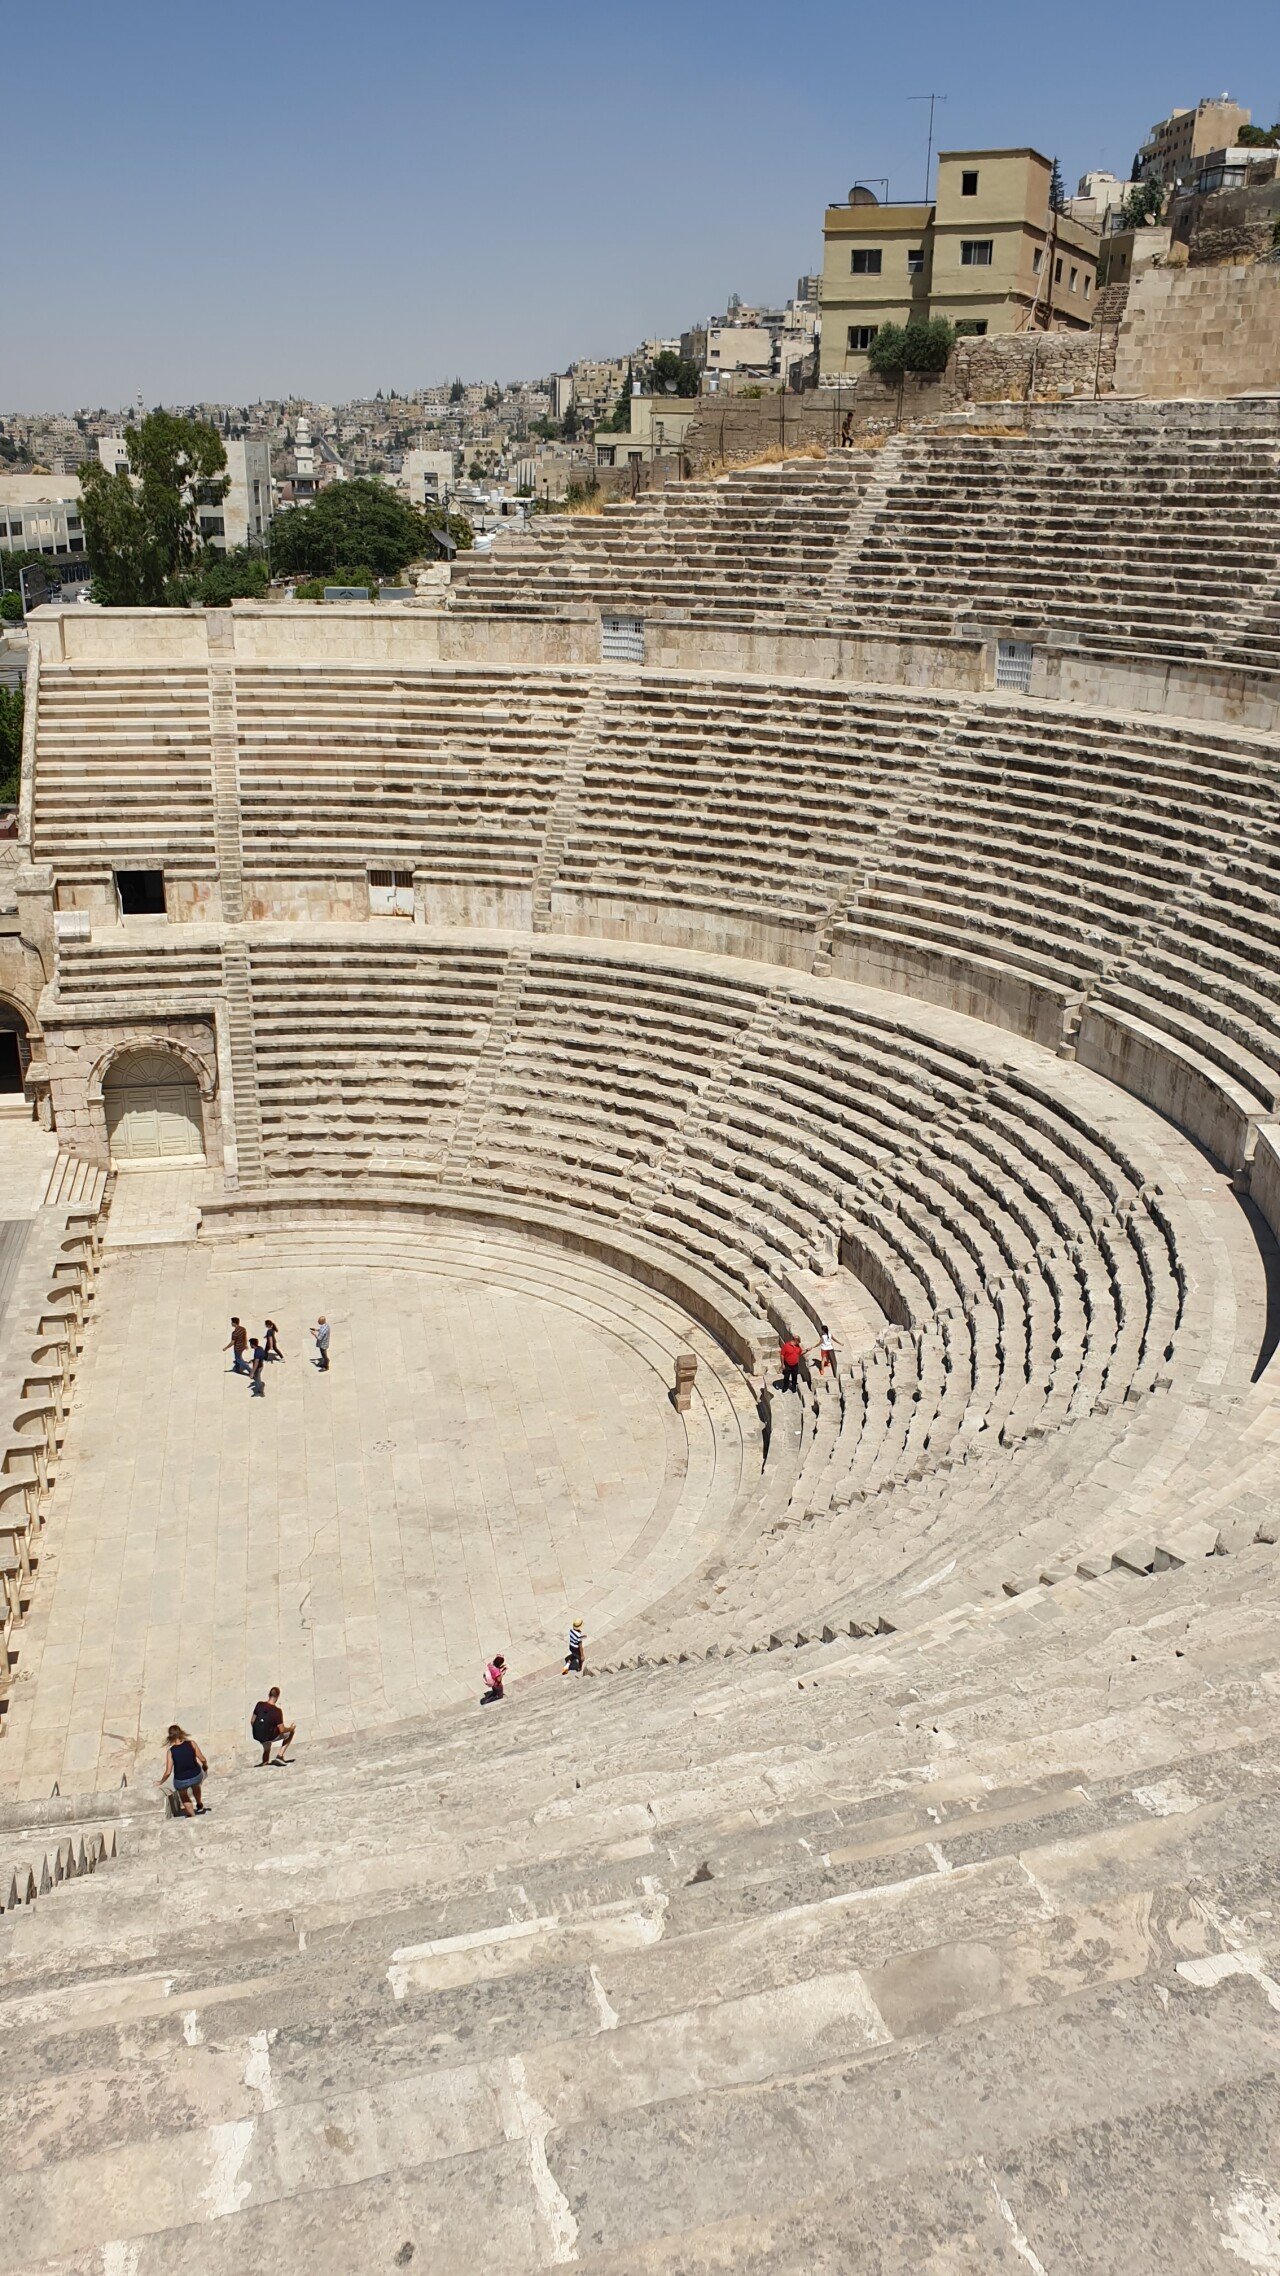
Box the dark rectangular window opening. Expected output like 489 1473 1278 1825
961 239 994 267
850 248 883 275
961 169 979 195
907 248 925 275
116 868 166 915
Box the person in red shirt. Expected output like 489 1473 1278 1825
779 1336 805 1393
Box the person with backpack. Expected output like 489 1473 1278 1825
251 1686 297 1765
158 1725 209 1817
481 1654 506 1703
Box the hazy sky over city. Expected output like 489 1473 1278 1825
4 0 1276 409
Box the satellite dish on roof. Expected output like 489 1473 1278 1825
849 184 880 205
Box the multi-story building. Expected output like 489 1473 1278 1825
400 449 459 506
820 148 1100 381
0 476 86 559
96 433 272 552
1134 96 1250 187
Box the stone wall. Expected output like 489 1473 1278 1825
683 332 1114 465
1114 262 1280 398
40 1017 222 1169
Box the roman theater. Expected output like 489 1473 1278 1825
2 400 1280 2267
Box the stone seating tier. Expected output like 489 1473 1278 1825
230 938 1193 1547
448 426 1280 666
5 1530 1280 2266
31 666 215 875
232 664 591 886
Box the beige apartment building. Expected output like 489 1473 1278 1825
820 148 1100 381
1134 96 1250 186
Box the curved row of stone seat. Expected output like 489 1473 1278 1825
450 454 876 621
240 939 1189 1543
820 703 1280 1150
553 674 957 934
233 663 589 904
31 664 215 877
834 428 1280 666
7 1529 1280 2267
448 423 1280 671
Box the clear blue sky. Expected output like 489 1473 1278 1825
4 0 1275 409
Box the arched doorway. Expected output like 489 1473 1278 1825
103 1050 205 1165
0 1002 29 1096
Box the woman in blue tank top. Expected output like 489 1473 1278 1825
158 1725 209 1817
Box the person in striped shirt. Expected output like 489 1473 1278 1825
564 1620 585 1676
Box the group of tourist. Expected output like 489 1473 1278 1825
777 1325 839 1394
221 1312 332 1393
160 1623 588 1810
158 1685 297 1817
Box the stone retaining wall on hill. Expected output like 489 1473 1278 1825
1115 263 1280 398
684 332 1116 466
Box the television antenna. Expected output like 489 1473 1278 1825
909 92 948 200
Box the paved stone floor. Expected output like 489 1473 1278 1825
4 1190 755 1798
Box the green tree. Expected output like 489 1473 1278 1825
868 317 955 380
646 350 700 397
79 412 228 605
1 591 22 623
169 547 271 609
448 378 465 403
1120 176 1165 227
268 479 432 579
1239 123 1280 148
599 363 634 432
0 685 22 804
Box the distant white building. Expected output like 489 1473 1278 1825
96 432 272 553
401 449 459 507
0 475 85 558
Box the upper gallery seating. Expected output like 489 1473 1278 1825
449 420 1280 670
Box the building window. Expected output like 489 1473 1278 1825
627 451 643 465
954 320 989 336
907 248 925 276
115 869 166 917
961 169 979 195
960 239 994 267
850 248 883 275
1084 273 1092 298
1069 265 1078 291
596 446 616 467
848 325 879 352
1032 248 1043 274
200 515 225 537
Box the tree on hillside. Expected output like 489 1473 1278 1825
79 412 229 606
646 349 700 397
1120 176 1165 227
0 685 23 805
268 478 434 579
1239 122 1280 148
599 363 634 433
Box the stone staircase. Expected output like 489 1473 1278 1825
4 1535 1280 2268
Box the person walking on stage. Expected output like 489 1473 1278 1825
312 1317 331 1372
